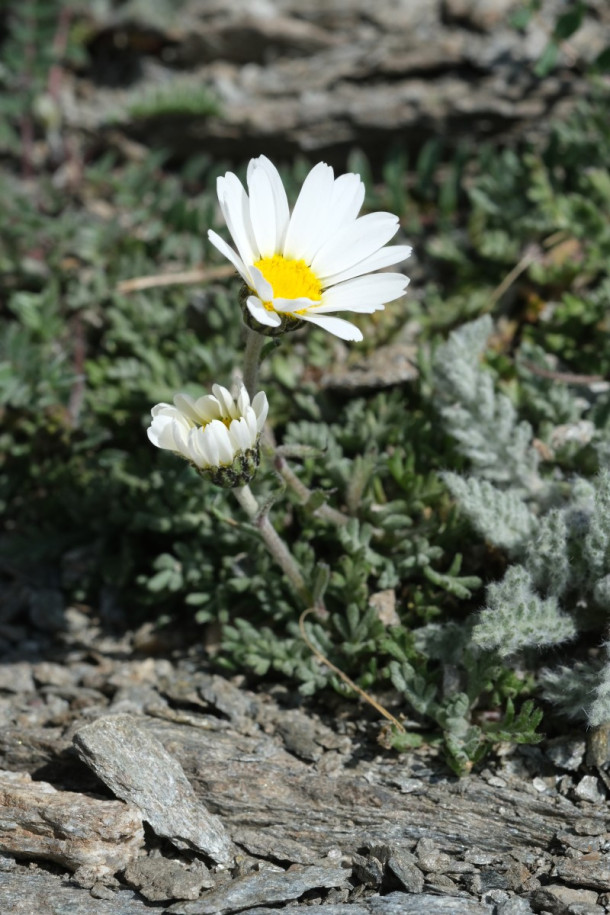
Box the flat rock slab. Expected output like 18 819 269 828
62 0 610 161
74 715 235 867
170 865 350 915
236 893 494 914
0 769 143 876
0 859 154 915
140 717 608 862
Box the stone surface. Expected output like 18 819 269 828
59 0 610 164
0 769 143 875
73 714 235 866
496 898 534 915
123 856 215 902
574 775 605 804
387 851 425 893
169 864 350 915
554 857 610 892
0 862 152 914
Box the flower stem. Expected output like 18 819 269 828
273 449 351 528
233 484 311 606
243 327 266 399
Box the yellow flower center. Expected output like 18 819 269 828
254 255 322 312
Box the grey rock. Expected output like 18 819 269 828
73 714 235 866
567 906 605 915
237 907 368 915
554 857 610 892
574 776 605 804
0 662 35 693
442 0 520 31
424 873 461 895
60 0 610 162
352 852 384 886
0 866 152 914
32 661 77 688
416 837 453 873
387 851 425 893
530 884 601 914
198 673 259 726
545 737 586 773
168 864 349 915
496 898 534 915
0 769 143 876
123 856 214 902
368 891 494 913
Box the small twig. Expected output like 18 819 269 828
117 265 235 293
519 360 606 387
67 313 86 428
486 246 539 309
47 5 71 100
299 608 406 734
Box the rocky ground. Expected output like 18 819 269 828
3 0 610 912
2 613 610 914
60 0 609 165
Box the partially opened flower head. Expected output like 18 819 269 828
208 156 411 342
147 383 268 487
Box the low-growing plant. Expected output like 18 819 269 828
3 2 610 772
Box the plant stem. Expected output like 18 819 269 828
273 449 351 528
243 327 266 399
233 484 311 606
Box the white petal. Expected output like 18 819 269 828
252 391 269 429
193 394 223 422
311 212 400 280
210 421 235 464
229 416 252 452
283 162 335 263
256 156 290 249
173 392 201 424
248 165 278 258
193 430 218 469
147 419 166 449
311 173 365 256
243 406 258 440
207 230 252 286
298 312 363 342
322 244 413 287
149 416 189 453
151 402 175 418
249 265 274 301
236 385 251 415
199 426 220 466
217 172 258 267
314 273 409 314
272 296 319 314
246 296 282 327
211 384 237 418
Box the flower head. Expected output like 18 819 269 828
147 383 268 487
208 156 411 342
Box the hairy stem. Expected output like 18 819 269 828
243 327 266 399
273 450 351 528
233 484 311 606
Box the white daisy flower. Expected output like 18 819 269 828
147 383 268 487
208 156 411 342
